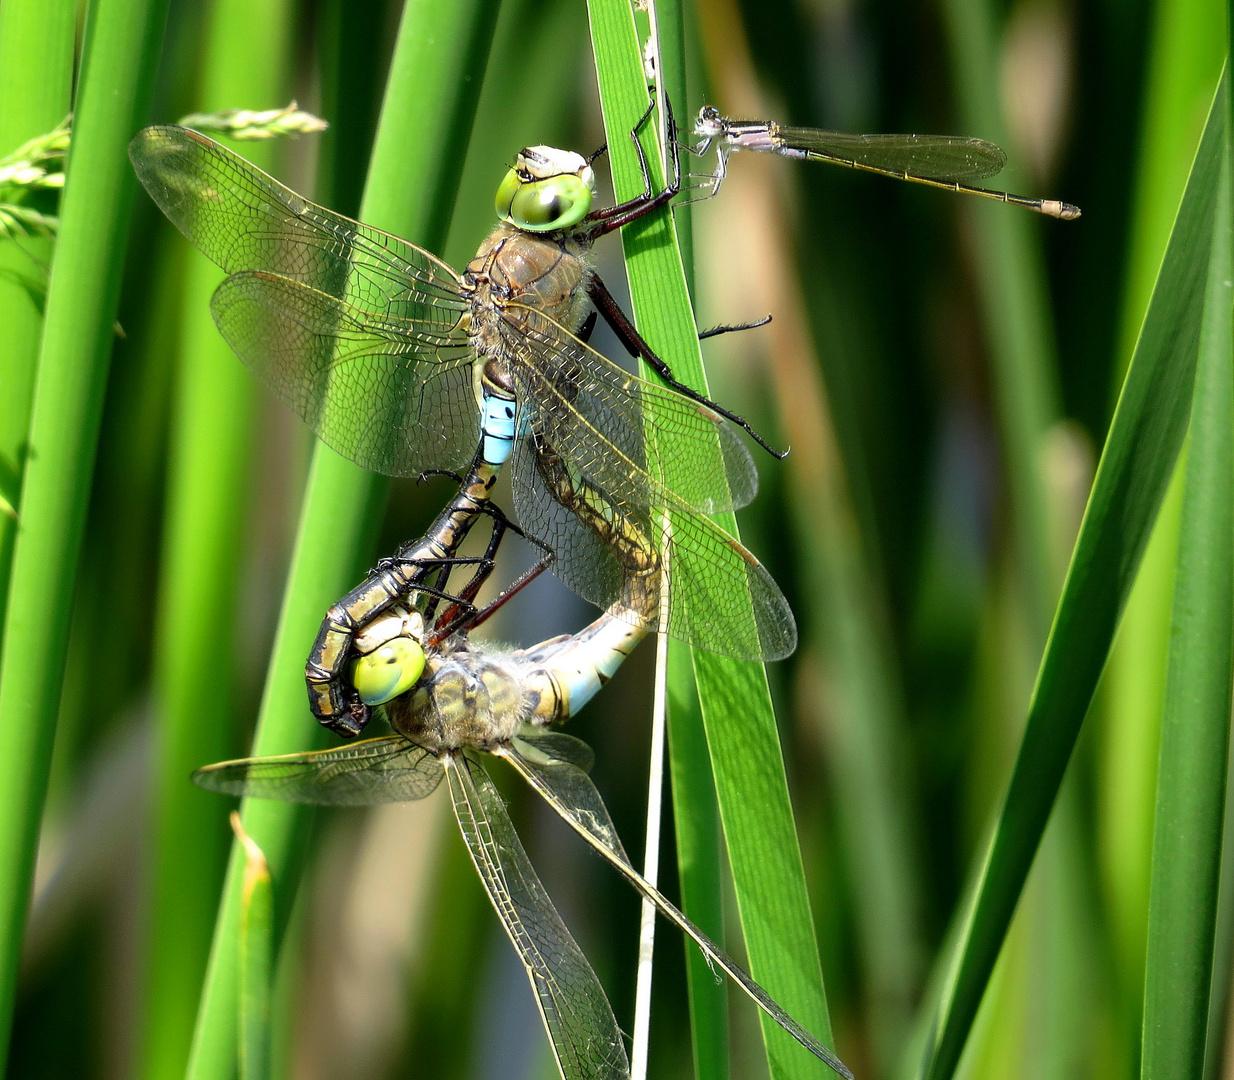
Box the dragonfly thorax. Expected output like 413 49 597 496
385 643 564 752
465 224 593 348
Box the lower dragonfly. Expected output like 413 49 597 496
196 472 852 1080
689 105 1081 219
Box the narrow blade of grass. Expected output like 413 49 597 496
0 0 172 1058
0 0 76 639
1139 111 1234 1080
232 812 273 1080
693 2 928 1066
643 4 728 1076
919 69 1228 1080
182 3 500 1077
942 1 1092 1074
666 646 730 1080
140 2 295 1077
587 3 838 1076
1114 0 1228 389
1099 5 1223 1066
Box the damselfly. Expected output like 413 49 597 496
690 105 1080 219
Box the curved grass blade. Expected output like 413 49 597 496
1140 134 1233 1079
918 68 1228 1080
232 813 273 1080
1100 3 1226 1063
444 753 630 1080
498 742 855 1080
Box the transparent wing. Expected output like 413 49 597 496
192 736 444 806
129 125 467 304
130 125 476 475
497 745 854 1080
510 435 796 661
514 732 597 774
776 127 1007 182
444 754 629 1080
211 272 476 476
504 305 758 515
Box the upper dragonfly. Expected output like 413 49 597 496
690 105 1081 219
128 100 796 698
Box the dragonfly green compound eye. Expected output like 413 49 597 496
350 636 426 706
495 171 592 233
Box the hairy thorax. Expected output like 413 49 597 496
384 639 567 752
463 224 592 373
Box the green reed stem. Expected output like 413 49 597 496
182 3 500 1077
0 0 171 1060
941 0 1062 646
1139 133 1233 1080
0 0 76 655
233 813 273 1080
1101 3 1224 1066
588 2 838 1076
919 70 1227 1080
644 3 728 1076
140 3 295 1077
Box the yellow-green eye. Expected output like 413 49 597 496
494 169 522 221
495 172 592 232
350 637 426 706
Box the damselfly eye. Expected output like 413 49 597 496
497 174 592 232
350 636 426 706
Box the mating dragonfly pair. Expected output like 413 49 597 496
130 91 1076 1080
193 449 851 1078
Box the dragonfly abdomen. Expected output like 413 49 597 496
518 613 647 719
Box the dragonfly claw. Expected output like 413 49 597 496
322 698 370 739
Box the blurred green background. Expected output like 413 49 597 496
0 0 1227 1076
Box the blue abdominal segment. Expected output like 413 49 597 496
481 391 518 467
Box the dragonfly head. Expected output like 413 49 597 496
350 606 427 706
495 146 595 234
694 105 725 139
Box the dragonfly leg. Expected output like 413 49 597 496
698 313 772 339
675 140 727 206
430 499 556 640
587 271 788 459
424 503 513 632
580 90 682 238
415 468 466 486
431 546 555 643
576 309 597 344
